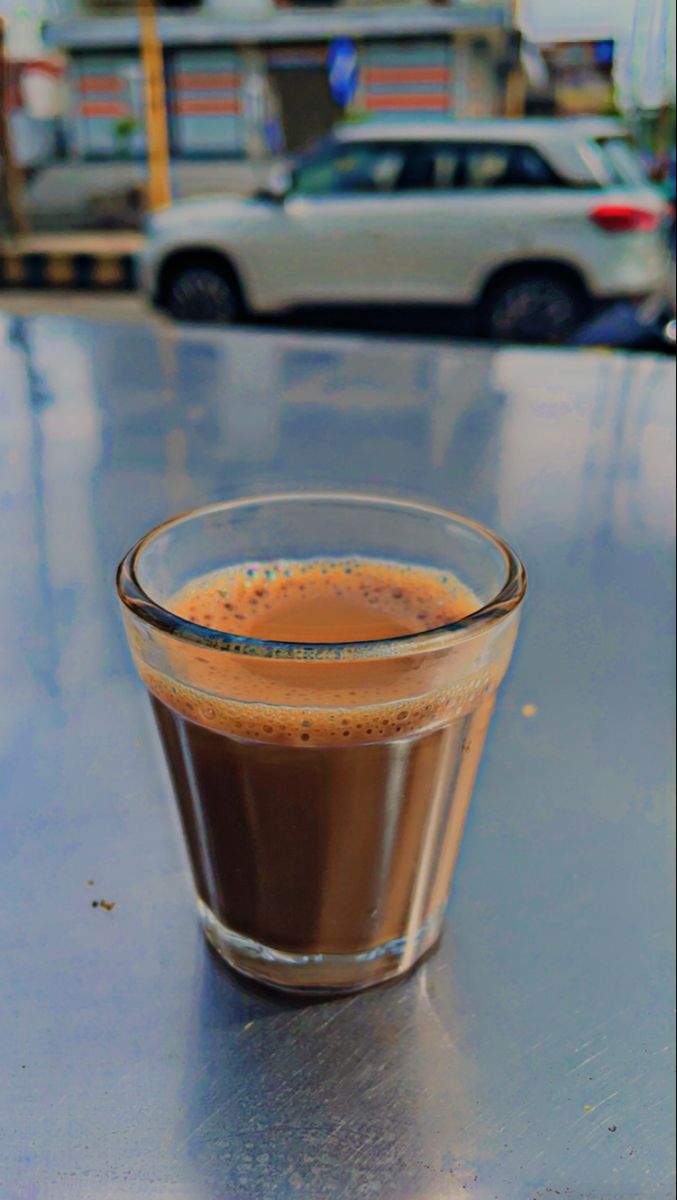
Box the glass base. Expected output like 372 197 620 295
198 899 445 994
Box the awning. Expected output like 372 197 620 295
43 4 509 51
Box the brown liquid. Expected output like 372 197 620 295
145 559 496 962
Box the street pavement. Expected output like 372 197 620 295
0 290 162 326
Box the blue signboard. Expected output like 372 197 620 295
594 39 614 67
327 37 359 106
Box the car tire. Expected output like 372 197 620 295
164 263 241 324
481 270 587 344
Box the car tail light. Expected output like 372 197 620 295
589 203 662 233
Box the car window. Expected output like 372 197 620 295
398 143 463 191
464 145 512 188
462 143 561 189
594 138 649 187
292 142 407 197
508 145 560 186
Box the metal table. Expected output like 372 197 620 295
1 314 674 1200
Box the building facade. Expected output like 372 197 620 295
43 2 515 162
4 1 519 227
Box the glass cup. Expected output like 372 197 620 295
117 494 526 993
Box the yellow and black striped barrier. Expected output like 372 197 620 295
0 234 141 290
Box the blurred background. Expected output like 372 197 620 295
1 0 675 349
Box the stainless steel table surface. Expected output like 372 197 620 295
0 313 674 1200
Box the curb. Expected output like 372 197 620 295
0 247 137 289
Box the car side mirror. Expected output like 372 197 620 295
264 166 292 203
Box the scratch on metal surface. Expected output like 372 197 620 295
267 1001 339 1034
316 995 361 1032
567 1049 606 1073
528 1033 554 1052
645 1093 672 1111
571 1089 621 1129
522 1146 546 1168
174 1096 235 1154
588 1088 620 1109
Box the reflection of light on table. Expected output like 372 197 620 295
491 348 675 550
214 336 281 462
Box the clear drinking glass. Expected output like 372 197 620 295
117 494 526 993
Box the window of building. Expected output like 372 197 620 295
361 40 453 115
168 50 245 157
70 53 146 159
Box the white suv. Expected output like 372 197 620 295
141 117 670 343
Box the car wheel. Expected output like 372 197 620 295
164 264 240 324
482 271 586 344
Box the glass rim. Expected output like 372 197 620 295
116 492 527 661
